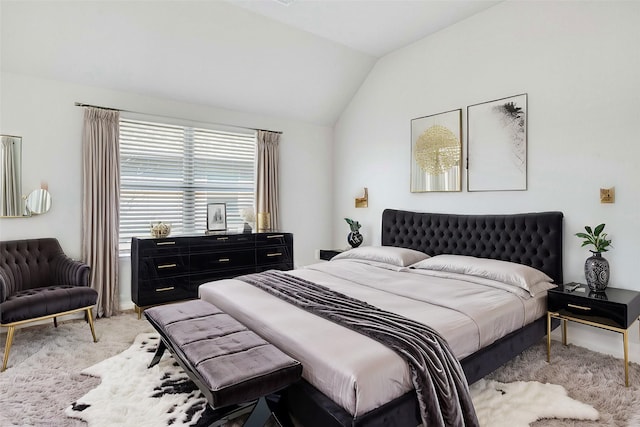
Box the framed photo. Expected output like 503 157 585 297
410 109 462 192
467 93 527 191
207 203 227 231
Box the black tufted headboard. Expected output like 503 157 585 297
381 209 564 284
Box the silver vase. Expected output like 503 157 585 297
584 252 609 292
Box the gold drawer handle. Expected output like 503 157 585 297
217 237 229 241
267 252 282 257
267 234 284 239
156 241 176 246
157 263 177 269
567 303 591 311
155 286 175 292
218 258 230 262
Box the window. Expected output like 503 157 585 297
119 117 256 255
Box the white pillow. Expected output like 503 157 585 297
410 254 553 296
332 246 429 267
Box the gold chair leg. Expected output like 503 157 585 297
86 308 97 343
2 326 16 372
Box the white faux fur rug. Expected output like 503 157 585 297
65 333 216 427
470 378 599 427
65 332 599 427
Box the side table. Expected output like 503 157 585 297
319 249 344 261
547 282 640 386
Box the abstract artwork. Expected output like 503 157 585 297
467 94 527 191
410 109 462 192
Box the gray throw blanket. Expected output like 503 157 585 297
238 270 479 427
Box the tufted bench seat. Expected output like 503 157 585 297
145 299 302 426
1 238 98 371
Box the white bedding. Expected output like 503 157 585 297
198 259 547 417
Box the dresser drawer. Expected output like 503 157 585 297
190 248 256 272
138 255 189 279
138 238 189 257
256 233 292 247
256 246 292 267
189 234 255 251
135 277 194 306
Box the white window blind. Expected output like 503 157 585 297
119 117 256 255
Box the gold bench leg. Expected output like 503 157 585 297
2 326 16 372
86 308 97 343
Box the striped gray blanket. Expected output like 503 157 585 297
237 270 479 427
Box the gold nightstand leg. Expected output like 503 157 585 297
547 312 552 363
624 330 629 387
562 319 568 345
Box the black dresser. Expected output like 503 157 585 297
131 232 293 316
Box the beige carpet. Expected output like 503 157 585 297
2 313 640 426
0 311 154 427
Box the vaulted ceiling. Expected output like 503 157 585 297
0 0 499 126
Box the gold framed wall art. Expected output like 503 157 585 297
410 109 462 192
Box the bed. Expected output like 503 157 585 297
198 209 564 427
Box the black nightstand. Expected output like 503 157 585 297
319 249 344 261
547 282 640 386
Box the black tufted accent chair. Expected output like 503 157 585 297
0 238 98 371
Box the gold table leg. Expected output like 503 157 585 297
547 312 552 363
562 319 568 345
624 329 629 387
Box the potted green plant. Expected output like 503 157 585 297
575 223 612 292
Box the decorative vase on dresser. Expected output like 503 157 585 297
584 252 610 292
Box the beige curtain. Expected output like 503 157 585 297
256 130 280 230
1 136 22 216
81 107 120 318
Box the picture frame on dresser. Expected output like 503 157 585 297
207 203 227 231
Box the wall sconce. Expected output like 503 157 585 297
600 187 615 204
355 187 368 208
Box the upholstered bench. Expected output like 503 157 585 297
144 300 302 427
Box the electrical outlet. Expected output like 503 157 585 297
600 187 615 203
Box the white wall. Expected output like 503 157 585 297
334 1 640 360
0 72 334 309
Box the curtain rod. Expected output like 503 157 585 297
74 102 283 134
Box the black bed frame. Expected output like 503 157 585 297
279 209 564 427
